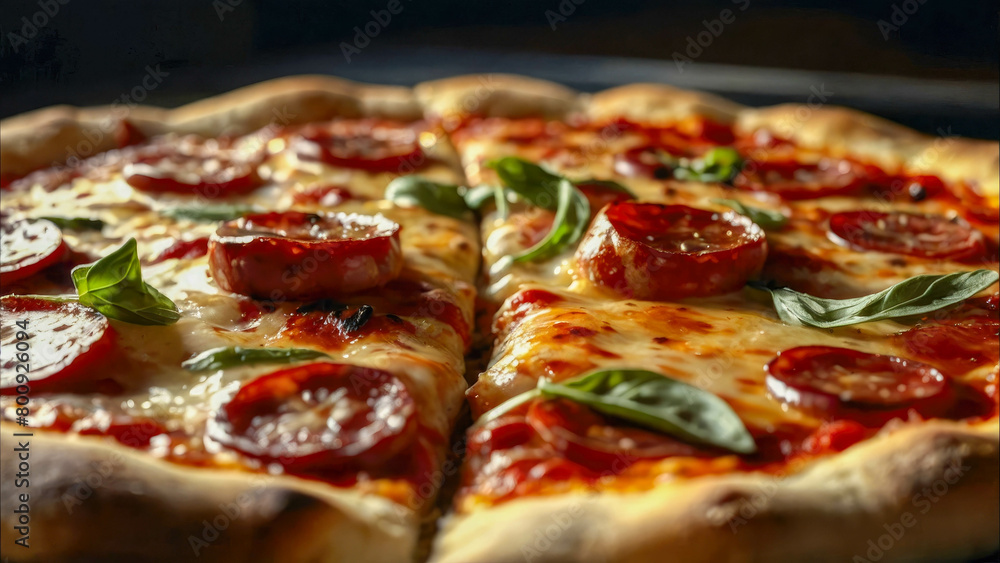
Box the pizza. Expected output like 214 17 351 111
0 75 996 563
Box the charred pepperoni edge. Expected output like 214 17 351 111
576 202 767 300
208 211 402 301
827 210 988 262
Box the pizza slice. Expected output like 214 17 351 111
0 77 479 562
417 76 999 563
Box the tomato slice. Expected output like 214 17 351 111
765 346 950 424
827 210 987 261
526 398 706 471
576 202 767 300
293 121 425 173
734 158 871 200
0 296 116 394
209 211 402 301
211 363 416 471
123 137 262 198
1 219 67 284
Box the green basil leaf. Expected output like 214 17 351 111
483 368 756 454
71 238 180 326
385 176 471 219
162 204 256 222
462 185 499 210
487 157 563 210
673 147 744 183
40 216 105 231
182 346 329 372
711 199 788 230
486 157 593 261
512 177 590 262
751 269 999 328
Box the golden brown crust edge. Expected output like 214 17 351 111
430 419 1000 563
0 75 421 177
414 74 582 122
3 73 996 205
0 423 416 563
736 105 999 205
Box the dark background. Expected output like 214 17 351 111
1 0 998 139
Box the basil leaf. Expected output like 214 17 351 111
711 199 788 230
182 346 329 372
512 177 590 262
751 269 999 328
673 147 744 183
40 216 105 231
71 238 180 326
484 368 756 454
462 185 498 210
487 157 592 261
487 157 563 210
385 176 471 219
162 204 256 222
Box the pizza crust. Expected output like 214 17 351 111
585 82 746 126
0 423 416 563
414 74 581 122
1 74 998 562
431 419 999 563
0 75 421 177
735 105 1000 204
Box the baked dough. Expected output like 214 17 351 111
1 73 997 563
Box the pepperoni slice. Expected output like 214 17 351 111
827 210 987 261
1 219 67 284
149 237 210 264
734 159 870 200
466 416 536 458
209 211 402 301
895 320 1000 376
576 202 767 300
613 146 674 179
765 346 950 424
293 121 424 173
210 363 416 471
526 399 706 471
123 138 262 198
0 296 116 394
